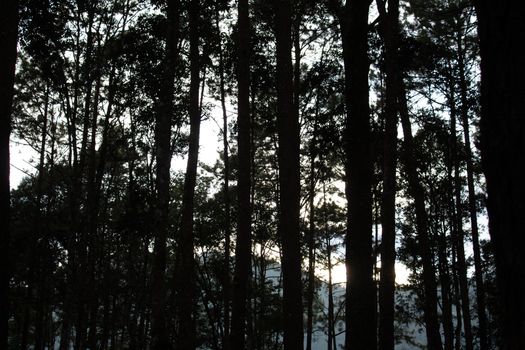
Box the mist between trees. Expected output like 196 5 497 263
1 0 524 349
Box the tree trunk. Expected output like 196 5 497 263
305 99 319 350
274 0 303 348
474 2 525 348
150 0 179 348
398 78 443 350
327 249 335 350
377 1 399 349
230 0 252 347
33 82 51 350
323 183 335 350
176 0 200 348
436 215 454 350
427 183 453 350
74 6 98 344
198 251 222 350
448 79 473 350
338 0 376 348
86 67 118 350
456 27 488 350
0 1 18 348
84 73 103 350
215 4 232 348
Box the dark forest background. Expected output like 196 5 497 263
1 0 524 349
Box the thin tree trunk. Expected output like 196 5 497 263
86 67 118 349
323 182 335 350
198 252 222 350
77 4 96 181
305 100 319 350
150 0 179 348
293 7 301 117
74 6 98 344
248 86 257 350
84 73 103 350
21 83 51 350
59 304 72 350
451 245 462 350
437 215 454 350
33 82 51 350
376 1 399 349
327 251 334 350
427 188 453 350
398 78 443 350
456 28 488 350
175 0 200 348
230 0 252 347
448 79 474 350
215 6 231 348
274 0 303 348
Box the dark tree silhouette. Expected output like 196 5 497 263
150 0 180 348
475 1 525 349
176 0 201 348
274 0 303 348
377 0 399 349
328 0 376 347
230 0 252 348
0 1 18 349
398 79 443 350
4 1 511 349
214 3 232 348
456 27 489 348
446 65 474 350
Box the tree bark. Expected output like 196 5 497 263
377 1 399 349
474 1 525 348
175 0 200 348
150 0 179 348
338 0 376 348
0 1 18 349
74 6 99 343
274 0 303 348
230 0 251 347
